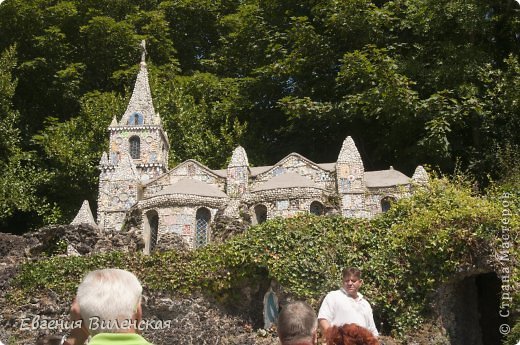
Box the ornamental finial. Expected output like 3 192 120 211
140 40 147 63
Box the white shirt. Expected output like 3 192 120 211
318 289 379 337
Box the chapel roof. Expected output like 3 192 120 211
316 162 336 171
364 169 410 188
251 172 322 192
155 178 228 198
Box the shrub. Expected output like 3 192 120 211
9 178 519 338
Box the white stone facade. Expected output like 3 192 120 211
77 53 428 253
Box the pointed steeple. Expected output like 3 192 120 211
99 152 109 166
412 165 429 184
337 136 363 165
121 40 156 126
110 115 118 127
227 146 250 197
71 200 98 229
229 146 249 168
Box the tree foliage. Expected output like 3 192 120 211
0 0 518 231
0 46 60 230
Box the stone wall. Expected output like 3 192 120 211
0 226 280 345
365 186 412 216
2 223 497 345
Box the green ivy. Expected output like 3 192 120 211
8 178 519 339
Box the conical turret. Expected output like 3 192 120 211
71 200 98 229
227 146 250 197
336 136 366 217
110 116 118 127
336 136 365 193
412 165 429 184
337 136 364 165
99 152 109 166
229 146 249 168
121 41 156 126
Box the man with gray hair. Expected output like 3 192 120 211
63 268 152 345
277 301 318 345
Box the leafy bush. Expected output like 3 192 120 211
9 178 519 338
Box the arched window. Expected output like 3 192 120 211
195 208 211 247
254 204 268 225
381 196 396 213
129 136 140 159
145 210 159 254
310 201 324 216
129 112 143 125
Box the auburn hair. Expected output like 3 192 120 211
326 324 379 345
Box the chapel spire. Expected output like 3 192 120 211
226 146 250 198
121 40 156 126
140 39 147 63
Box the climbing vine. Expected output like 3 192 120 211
9 178 519 340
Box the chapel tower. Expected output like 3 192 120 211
336 136 366 217
107 40 169 181
97 41 169 231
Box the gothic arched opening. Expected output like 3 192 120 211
129 112 143 125
144 210 159 254
380 196 396 213
195 207 211 248
254 204 268 225
310 201 324 215
129 136 141 159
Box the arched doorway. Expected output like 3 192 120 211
254 204 268 225
144 210 159 254
380 196 396 213
195 207 211 248
310 201 324 215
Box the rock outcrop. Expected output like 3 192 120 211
0 225 279 345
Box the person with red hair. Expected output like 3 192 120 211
326 323 379 345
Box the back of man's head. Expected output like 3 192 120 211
277 301 317 345
77 268 142 334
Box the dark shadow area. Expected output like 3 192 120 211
0 210 41 234
476 272 504 345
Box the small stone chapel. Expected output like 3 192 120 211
72 43 429 253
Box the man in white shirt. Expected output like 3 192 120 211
318 267 379 339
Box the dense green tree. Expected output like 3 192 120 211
154 72 248 168
32 91 126 221
0 0 518 231
0 46 60 232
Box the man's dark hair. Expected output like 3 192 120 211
342 267 362 279
277 301 317 344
